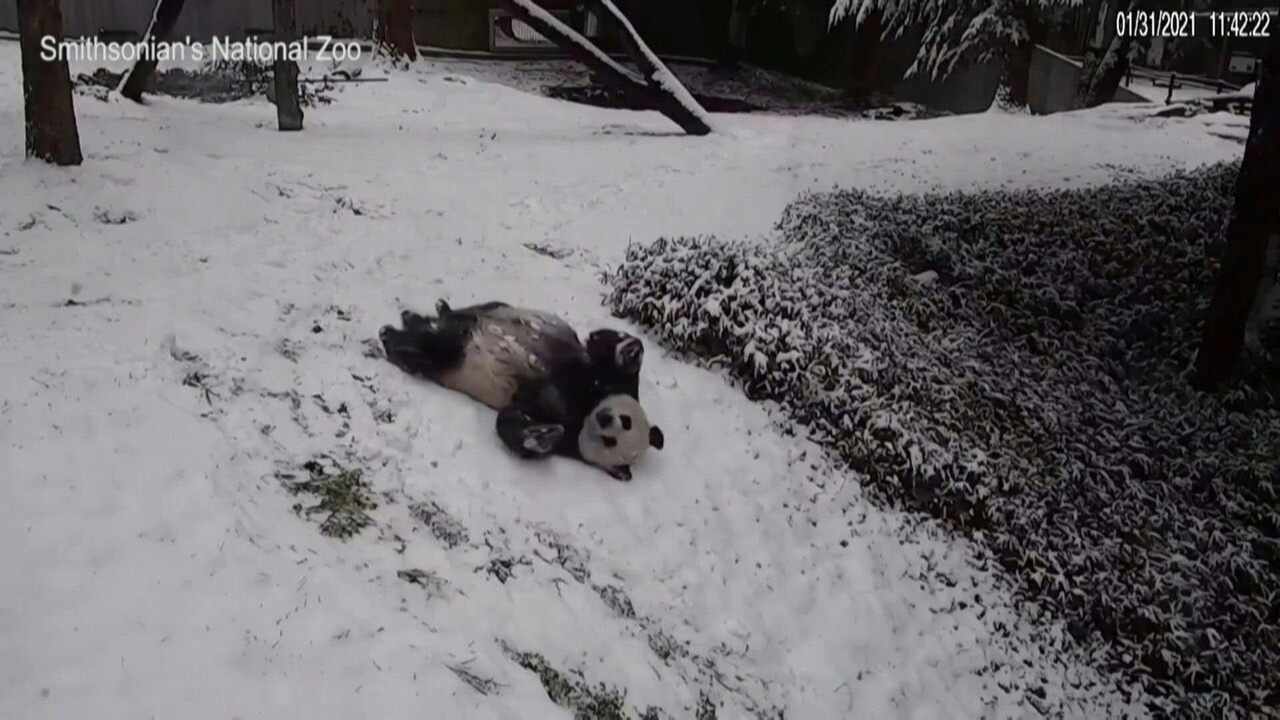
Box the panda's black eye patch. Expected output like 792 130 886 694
602 436 618 448
620 415 632 431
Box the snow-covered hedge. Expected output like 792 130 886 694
607 161 1279 717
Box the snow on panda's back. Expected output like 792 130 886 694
435 307 585 410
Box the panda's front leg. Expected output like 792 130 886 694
496 405 564 459
586 329 644 390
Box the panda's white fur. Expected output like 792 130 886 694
434 320 538 409
578 394 654 469
433 308 572 410
414 304 658 473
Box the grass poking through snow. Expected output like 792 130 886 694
278 457 377 539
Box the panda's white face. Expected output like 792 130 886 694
577 394 663 480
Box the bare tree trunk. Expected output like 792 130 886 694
118 0 187 102
1077 35 1132 108
17 0 82 165
377 0 417 60
1072 0 1136 110
1001 11 1046 108
272 0 304 131
500 0 712 135
1193 39 1280 391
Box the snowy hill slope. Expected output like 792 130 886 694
0 45 1240 719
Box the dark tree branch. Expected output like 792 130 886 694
118 0 187 102
1193 37 1280 391
17 0 82 165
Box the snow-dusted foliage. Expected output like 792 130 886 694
827 0 1080 80
608 161 1280 717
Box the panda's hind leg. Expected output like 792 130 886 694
378 318 470 379
496 406 564 459
400 309 435 330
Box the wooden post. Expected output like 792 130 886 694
17 0 82 165
272 0 304 131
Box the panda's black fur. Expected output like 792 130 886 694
378 300 663 480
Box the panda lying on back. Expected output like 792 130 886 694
378 300 664 481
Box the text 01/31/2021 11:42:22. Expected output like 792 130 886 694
1115 10 1273 39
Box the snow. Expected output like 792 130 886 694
0 41 1241 720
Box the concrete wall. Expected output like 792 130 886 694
890 55 1005 115
0 1 15 33
0 0 373 41
878 25 1005 115
743 7 1005 116
1027 44 1146 114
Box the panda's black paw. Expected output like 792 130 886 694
520 423 564 455
615 336 643 374
435 299 452 316
378 325 398 348
400 310 436 331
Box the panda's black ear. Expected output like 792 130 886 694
649 426 664 450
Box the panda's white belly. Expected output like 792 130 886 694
434 323 544 409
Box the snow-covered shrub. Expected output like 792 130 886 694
608 161 1279 717
72 61 334 106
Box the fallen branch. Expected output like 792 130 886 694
499 0 711 135
118 0 186 101
586 0 712 131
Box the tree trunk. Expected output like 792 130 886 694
1072 0 1137 110
698 0 733 65
1192 38 1280 391
1001 11 1045 109
377 0 417 60
1074 34 1133 109
272 0 304 131
17 0 82 165
500 0 712 135
118 0 187 102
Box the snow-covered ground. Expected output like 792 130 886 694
0 42 1241 719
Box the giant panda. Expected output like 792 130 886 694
378 300 664 481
